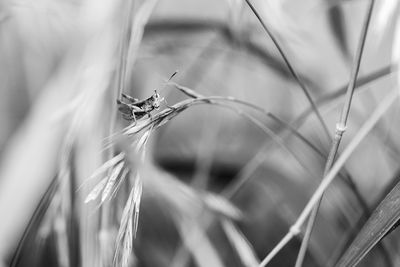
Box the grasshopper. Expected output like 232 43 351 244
117 90 163 122
117 71 177 123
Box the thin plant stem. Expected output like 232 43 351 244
258 89 398 267
176 84 384 226
290 65 397 135
164 87 396 267
100 0 135 265
174 76 382 263
295 1 376 266
259 231 297 267
170 85 330 186
172 84 369 214
244 0 331 141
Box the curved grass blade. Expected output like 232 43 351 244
244 0 331 140
222 219 260 267
175 217 225 267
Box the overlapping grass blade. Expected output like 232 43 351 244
335 180 400 267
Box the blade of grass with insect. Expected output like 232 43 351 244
156 88 326 185
116 80 389 267
101 0 159 265
295 1 376 266
258 89 398 267
102 0 134 250
128 85 326 267
164 83 363 266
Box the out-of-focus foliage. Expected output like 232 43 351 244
0 1 399 267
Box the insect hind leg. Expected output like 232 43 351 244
121 93 139 103
131 112 138 126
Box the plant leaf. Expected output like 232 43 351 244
114 174 142 267
335 180 400 267
221 219 259 267
101 161 125 203
202 193 242 220
84 177 108 203
327 4 350 59
176 218 225 267
78 153 124 191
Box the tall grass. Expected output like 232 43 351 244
0 1 399 267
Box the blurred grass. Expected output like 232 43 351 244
0 1 399 267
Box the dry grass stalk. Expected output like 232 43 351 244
295 1 376 266
244 0 331 140
258 89 398 267
113 174 142 267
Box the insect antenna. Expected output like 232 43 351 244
157 70 178 93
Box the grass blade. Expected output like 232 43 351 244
258 89 398 267
296 1 376 265
83 153 124 184
84 177 108 203
101 161 125 203
244 0 331 140
335 180 400 267
222 219 260 267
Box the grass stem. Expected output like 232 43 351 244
258 88 397 267
244 0 331 141
295 1 376 266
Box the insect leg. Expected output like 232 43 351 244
132 112 137 126
163 98 176 111
121 93 139 103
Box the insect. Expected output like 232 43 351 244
117 71 177 123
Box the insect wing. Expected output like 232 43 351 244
117 99 133 116
130 96 151 108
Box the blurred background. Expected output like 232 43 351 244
0 0 399 266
